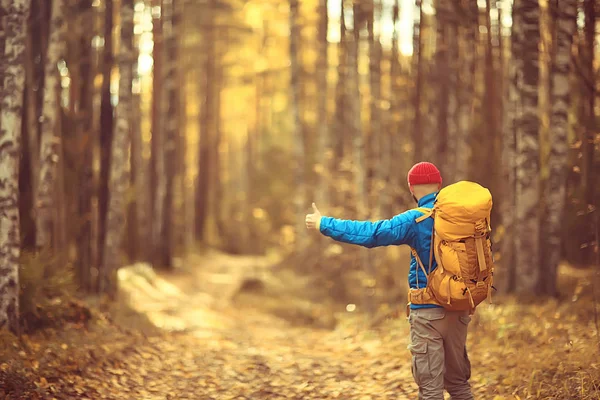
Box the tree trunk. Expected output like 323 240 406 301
97 0 114 278
333 0 347 208
315 0 329 209
130 21 149 263
444 3 458 183
157 0 178 268
412 0 424 163
541 0 577 296
514 0 541 294
433 0 450 174
194 1 215 242
289 0 306 248
35 0 65 251
100 0 133 296
500 0 522 293
368 0 383 217
76 1 96 291
384 0 399 216
581 0 595 208
0 0 30 334
455 0 477 181
150 0 162 249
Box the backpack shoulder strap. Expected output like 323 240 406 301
411 207 434 223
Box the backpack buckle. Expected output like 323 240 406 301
476 281 486 288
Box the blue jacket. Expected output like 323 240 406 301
319 192 440 309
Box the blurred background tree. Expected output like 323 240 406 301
0 0 599 331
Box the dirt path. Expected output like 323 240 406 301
109 250 418 399
3 252 599 399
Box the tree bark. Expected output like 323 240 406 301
514 0 541 293
541 0 577 296
35 0 65 250
100 0 133 296
194 0 215 242
76 1 96 291
581 0 595 207
156 0 178 268
315 0 329 209
384 0 399 216
412 0 424 163
97 0 114 277
368 0 383 217
0 0 30 334
130 16 149 263
289 0 306 248
455 0 477 181
333 0 347 208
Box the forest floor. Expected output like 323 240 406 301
1 249 600 400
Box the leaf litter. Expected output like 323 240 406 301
1 253 599 399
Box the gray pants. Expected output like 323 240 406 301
408 308 474 400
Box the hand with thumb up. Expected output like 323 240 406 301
305 202 322 231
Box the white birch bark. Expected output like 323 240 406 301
0 0 30 333
542 0 577 295
100 0 133 295
514 0 541 293
35 0 65 250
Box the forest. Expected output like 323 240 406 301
0 0 599 398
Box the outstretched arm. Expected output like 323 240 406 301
305 203 415 248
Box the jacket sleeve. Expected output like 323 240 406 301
319 211 416 248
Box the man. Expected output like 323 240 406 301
305 162 474 400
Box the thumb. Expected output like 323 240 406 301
312 202 320 214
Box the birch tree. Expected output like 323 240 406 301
514 0 541 293
100 0 134 295
0 0 31 333
36 0 65 250
541 0 577 296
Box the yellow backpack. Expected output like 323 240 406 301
408 181 495 312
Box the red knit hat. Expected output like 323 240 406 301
407 162 442 186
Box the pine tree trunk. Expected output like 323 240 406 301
384 0 399 216
97 0 114 277
581 0 595 208
157 0 178 268
0 0 30 334
514 0 541 293
152 4 167 264
541 0 577 296
368 0 383 217
434 0 450 172
130 23 149 263
412 0 424 163
315 0 329 209
100 0 133 296
455 0 477 181
150 0 162 248
444 3 458 183
194 1 215 242
333 0 347 209
77 2 96 291
289 0 306 248
36 0 65 250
